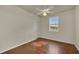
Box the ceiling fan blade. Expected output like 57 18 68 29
37 12 43 15
47 11 54 13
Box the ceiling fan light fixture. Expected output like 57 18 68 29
36 7 54 16
43 12 47 16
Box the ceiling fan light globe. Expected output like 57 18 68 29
43 12 47 16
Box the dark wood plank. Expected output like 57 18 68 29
2 37 79 54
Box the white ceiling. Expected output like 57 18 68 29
17 5 75 16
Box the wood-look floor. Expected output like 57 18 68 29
2 38 79 54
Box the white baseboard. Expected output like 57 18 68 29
0 37 38 53
39 36 74 45
75 45 79 51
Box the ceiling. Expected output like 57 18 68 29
17 5 75 16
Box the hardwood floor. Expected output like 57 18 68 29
2 38 79 54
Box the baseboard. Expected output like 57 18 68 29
0 37 38 53
75 45 79 51
39 36 74 45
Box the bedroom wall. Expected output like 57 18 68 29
39 10 75 44
0 6 39 53
75 6 79 50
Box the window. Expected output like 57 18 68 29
49 16 59 32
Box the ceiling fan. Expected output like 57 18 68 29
36 7 54 16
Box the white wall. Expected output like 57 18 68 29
75 6 79 50
0 6 39 53
39 10 75 44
